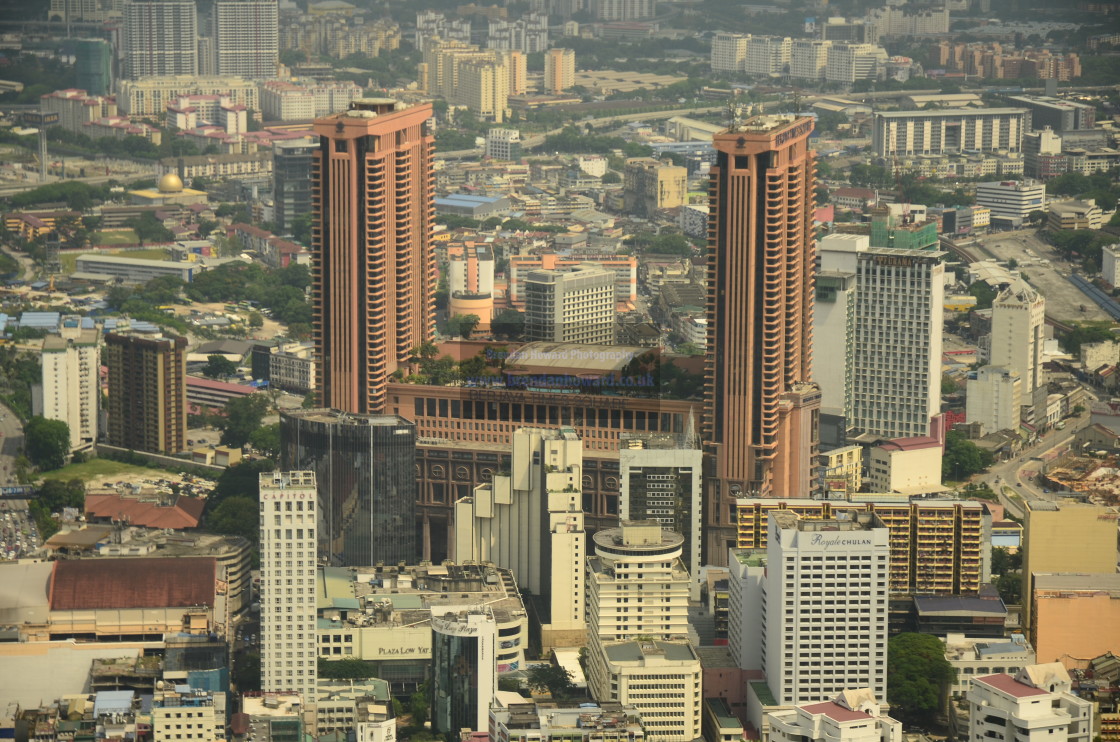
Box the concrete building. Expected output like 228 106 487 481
819 445 863 494
36 331 99 452
273 138 316 236
790 39 832 81
591 0 655 21
586 521 691 643
454 427 587 650
122 0 198 79
211 0 279 78
1030 574 1120 667
151 685 227 742
259 471 318 703
706 115 820 544
509 254 637 306
280 409 418 567
485 128 522 160
431 607 498 735
1006 95 1096 133
817 233 945 440
1023 128 1066 180
977 180 1047 226
744 35 791 77
39 88 117 135
735 497 987 596
873 109 1028 158
423 38 514 122
75 39 114 96
825 42 888 84
524 264 616 345
104 331 187 455
312 99 435 415
1021 499 1120 631
490 702 646 742
711 33 749 72
619 432 703 598
1103 244 1120 288
1048 199 1103 231
623 157 687 218
448 243 496 332
945 633 1036 697
760 510 889 705
814 264 856 420
768 690 902 742
586 640 702 742
116 76 260 116
991 279 1046 397
967 665 1092 742
545 48 575 94
967 366 1023 435
866 437 943 494
260 80 364 120
74 255 199 284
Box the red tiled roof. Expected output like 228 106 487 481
49 557 216 610
84 493 205 530
975 673 1047 698
800 702 871 722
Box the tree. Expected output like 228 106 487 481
996 572 1022 605
206 496 259 543
601 171 621 184
24 416 70 471
887 633 956 725
941 374 959 395
318 658 378 679
943 429 991 480
969 281 998 311
28 478 84 538
527 664 574 698
202 354 238 378
1028 210 1047 227
248 311 264 328
447 313 481 338
991 547 1022 576
124 212 174 246
233 651 261 692
248 423 281 461
219 393 273 448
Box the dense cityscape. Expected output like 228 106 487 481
0 0 1118 740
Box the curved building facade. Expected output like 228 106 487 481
281 408 418 566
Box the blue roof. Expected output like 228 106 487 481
81 317 95 329
19 311 60 328
94 690 134 716
436 194 504 207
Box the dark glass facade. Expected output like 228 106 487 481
273 140 315 235
280 409 418 566
431 617 488 735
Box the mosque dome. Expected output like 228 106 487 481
157 173 184 193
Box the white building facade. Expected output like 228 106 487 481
37 331 100 452
967 665 1092 742
768 690 902 742
967 365 1022 435
873 109 1028 158
976 180 1047 222
122 0 199 80
991 279 1046 397
211 0 279 79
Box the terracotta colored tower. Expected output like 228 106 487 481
704 113 821 559
311 99 435 414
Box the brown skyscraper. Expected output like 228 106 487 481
704 114 821 559
312 99 435 414
104 331 188 455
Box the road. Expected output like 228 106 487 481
0 402 25 486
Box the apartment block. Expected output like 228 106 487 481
39 89 117 134
591 0 655 21
825 42 887 83
790 39 832 81
744 35 790 77
991 278 1046 396
524 264 616 345
104 331 187 455
36 331 99 452
967 366 1023 435
509 254 636 306
623 157 687 218
423 38 514 122
873 109 1028 158
545 48 576 94
122 0 198 80
711 33 749 72
967 665 1092 742
211 0 278 79
116 76 260 116
736 497 988 595
454 427 587 650
260 80 363 121
259 471 318 703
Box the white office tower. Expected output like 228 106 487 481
768 689 902 742
789 39 832 82
455 427 587 650
587 521 691 642
728 549 766 672
967 664 1092 742
711 33 749 72
122 0 199 80
211 0 279 79
763 510 889 706
36 330 100 452
431 607 498 736
991 279 1046 396
524 264 616 345
619 432 703 599
260 471 318 704
966 366 1022 436
744 36 791 77
817 233 944 439
825 43 887 83
813 265 856 419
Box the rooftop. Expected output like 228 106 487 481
1032 573 1120 594
84 492 205 530
49 557 216 610
603 640 697 664
801 701 872 723
975 673 1048 698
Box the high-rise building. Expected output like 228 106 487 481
544 48 575 94
1020 498 1119 631
484 128 522 160
211 0 279 79
75 39 114 96
35 330 99 453
711 33 749 73
104 331 187 455
1006 95 1096 133
448 243 495 332
966 366 1022 435
817 233 945 440
280 409 418 567
789 39 832 81
586 521 691 643
590 0 654 21
873 109 1028 158
623 157 687 218
524 264 616 345
967 665 1092 742
991 278 1046 398
761 510 889 705
273 138 315 236
431 607 498 735
122 0 199 80
422 39 514 122
705 114 820 556
259 470 318 703
976 180 1047 224
311 99 435 415
454 427 587 650
744 35 791 77
824 42 887 84
619 432 703 599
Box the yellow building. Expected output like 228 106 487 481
423 37 515 122
1031 573 1120 667
623 157 687 218
128 173 208 206
1021 498 1119 629
819 444 863 494
545 48 576 94
736 497 986 595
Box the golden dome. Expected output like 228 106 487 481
158 173 184 193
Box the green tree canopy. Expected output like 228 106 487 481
887 633 956 724
202 354 238 378
248 423 281 461
527 664 574 698
206 496 259 543
943 429 992 480
24 416 70 471
219 393 272 448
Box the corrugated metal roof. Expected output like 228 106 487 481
49 557 216 610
